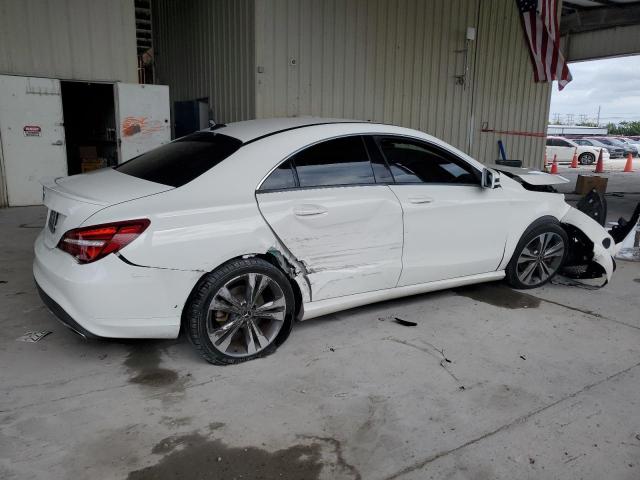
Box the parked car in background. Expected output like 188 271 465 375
546 136 607 165
606 137 637 157
34 118 616 364
623 137 640 152
589 137 631 158
615 137 639 157
576 138 624 159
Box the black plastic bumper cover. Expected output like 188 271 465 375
35 281 99 339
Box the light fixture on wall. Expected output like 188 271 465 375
455 27 476 88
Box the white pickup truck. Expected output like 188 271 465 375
545 136 609 165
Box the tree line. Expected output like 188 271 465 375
605 121 640 136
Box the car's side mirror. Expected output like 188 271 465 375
481 168 499 189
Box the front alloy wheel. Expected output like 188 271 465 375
186 258 294 365
515 232 565 286
506 221 568 289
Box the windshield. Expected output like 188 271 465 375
115 132 243 187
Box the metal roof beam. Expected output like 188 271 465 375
561 3 640 34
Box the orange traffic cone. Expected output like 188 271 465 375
624 153 634 172
550 155 559 174
594 149 604 173
570 149 578 168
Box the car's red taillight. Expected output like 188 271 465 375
57 219 150 264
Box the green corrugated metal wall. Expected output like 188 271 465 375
153 0 255 123
153 0 551 168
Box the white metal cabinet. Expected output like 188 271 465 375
257 185 404 301
115 83 171 163
0 75 67 206
389 184 510 286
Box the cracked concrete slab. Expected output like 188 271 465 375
1 205 639 480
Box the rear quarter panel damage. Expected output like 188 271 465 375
86 186 312 304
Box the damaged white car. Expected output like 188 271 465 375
34 118 616 364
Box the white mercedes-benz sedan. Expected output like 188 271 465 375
34 118 616 364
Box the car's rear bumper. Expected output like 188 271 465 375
33 231 202 339
35 281 99 339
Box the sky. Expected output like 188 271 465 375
549 55 640 125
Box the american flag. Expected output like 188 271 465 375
516 0 572 90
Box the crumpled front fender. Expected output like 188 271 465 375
561 207 616 283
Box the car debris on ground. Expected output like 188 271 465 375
16 331 52 343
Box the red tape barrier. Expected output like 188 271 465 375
481 128 546 138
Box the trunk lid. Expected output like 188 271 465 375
41 168 172 248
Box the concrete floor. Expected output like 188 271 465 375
2 178 640 479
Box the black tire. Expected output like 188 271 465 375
578 152 595 165
185 258 295 365
505 220 568 289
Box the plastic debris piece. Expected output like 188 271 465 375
615 218 640 261
394 317 417 327
16 331 52 343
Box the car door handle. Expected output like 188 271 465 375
293 204 328 216
408 196 434 204
51 140 64 146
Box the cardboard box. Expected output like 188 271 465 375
575 175 608 195
81 158 106 173
78 145 98 160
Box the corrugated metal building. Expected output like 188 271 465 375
0 0 137 83
153 0 255 123
0 0 174 207
153 0 551 168
0 0 139 206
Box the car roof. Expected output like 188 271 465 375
548 136 575 142
203 117 371 143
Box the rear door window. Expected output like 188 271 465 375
115 132 242 187
292 136 375 188
259 160 297 191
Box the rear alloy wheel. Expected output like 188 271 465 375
579 152 595 165
186 258 294 365
506 222 568 289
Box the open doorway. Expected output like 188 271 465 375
60 81 118 175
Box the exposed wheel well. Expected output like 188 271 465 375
559 223 595 266
521 216 594 265
506 215 561 266
253 252 304 321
